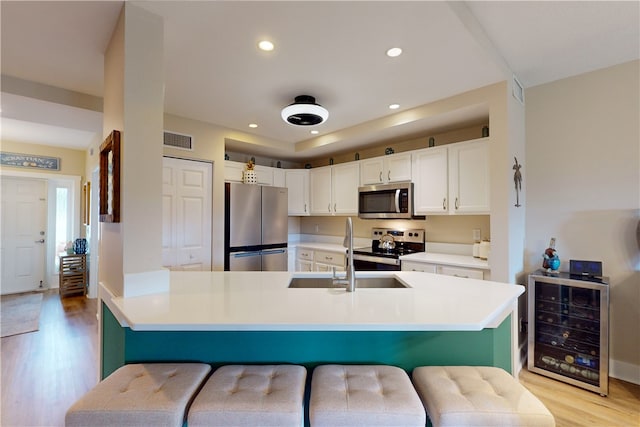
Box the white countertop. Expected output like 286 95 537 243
400 252 490 270
102 271 522 332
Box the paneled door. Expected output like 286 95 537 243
1 177 47 294
162 157 212 271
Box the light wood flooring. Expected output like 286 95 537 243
1 290 639 426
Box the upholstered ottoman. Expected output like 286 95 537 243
187 364 307 427
65 363 211 427
309 364 426 427
412 366 555 427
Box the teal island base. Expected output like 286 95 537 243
102 303 513 379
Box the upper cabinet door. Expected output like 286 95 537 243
412 147 449 214
332 162 360 215
385 153 412 183
224 161 245 182
309 166 332 215
360 153 412 185
285 169 309 216
449 139 490 214
360 157 385 185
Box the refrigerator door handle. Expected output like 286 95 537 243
261 249 286 255
232 252 261 258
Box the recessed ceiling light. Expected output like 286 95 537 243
249 123 258 128
258 40 274 51
310 130 319 135
389 104 400 110
386 47 402 57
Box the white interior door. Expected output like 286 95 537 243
162 157 212 271
1 177 47 295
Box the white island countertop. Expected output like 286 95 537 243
102 271 523 332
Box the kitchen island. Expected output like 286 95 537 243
100 271 523 380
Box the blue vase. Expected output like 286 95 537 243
548 256 560 271
74 238 87 254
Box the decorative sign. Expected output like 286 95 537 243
0 152 60 170
513 156 523 207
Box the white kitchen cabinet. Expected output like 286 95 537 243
448 139 490 214
273 168 286 187
401 261 437 273
310 167 332 215
412 138 490 215
313 250 345 272
401 260 484 279
438 265 484 280
285 169 310 216
224 161 276 186
360 152 412 185
412 146 448 214
309 163 360 215
296 247 314 272
254 165 273 186
224 160 245 182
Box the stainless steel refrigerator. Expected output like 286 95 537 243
224 182 288 271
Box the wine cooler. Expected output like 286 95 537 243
528 270 609 395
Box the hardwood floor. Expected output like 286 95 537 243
1 290 639 426
1 290 98 427
519 368 640 427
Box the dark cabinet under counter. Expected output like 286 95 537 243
528 270 609 395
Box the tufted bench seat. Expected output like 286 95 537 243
65 363 211 427
187 364 307 427
309 364 426 427
412 366 555 427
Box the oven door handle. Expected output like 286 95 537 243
352 253 400 266
394 189 401 213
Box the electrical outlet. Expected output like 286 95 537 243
473 229 481 242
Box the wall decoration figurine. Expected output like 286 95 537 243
513 156 523 207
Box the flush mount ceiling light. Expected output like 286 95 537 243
281 95 329 126
258 40 274 51
386 47 403 57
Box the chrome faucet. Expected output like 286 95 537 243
332 217 356 291
343 217 356 292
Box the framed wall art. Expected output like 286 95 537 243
99 130 121 223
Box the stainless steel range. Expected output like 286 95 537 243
352 228 425 271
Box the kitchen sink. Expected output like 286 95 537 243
288 277 409 289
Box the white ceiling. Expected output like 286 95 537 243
1 1 638 160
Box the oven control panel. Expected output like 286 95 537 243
371 228 424 243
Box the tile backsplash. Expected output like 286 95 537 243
296 215 490 244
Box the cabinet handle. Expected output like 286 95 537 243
379 172 383 182
328 203 331 212
388 170 391 181
442 198 447 210
453 274 469 278
325 256 333 260
455 197 459 210
334 203 337 212
304 203 307 213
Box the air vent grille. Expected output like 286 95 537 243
163 131 193 150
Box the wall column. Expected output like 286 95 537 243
101 3 166 297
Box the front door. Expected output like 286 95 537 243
1 177 47 294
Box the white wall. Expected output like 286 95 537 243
525 60 640 383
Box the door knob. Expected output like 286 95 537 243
35 239 45 243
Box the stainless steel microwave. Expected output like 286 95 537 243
358 182 413 219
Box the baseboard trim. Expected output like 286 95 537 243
610 359 640 385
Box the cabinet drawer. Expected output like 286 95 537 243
437 265 484 280
297 248 314 261
314 250 345 267
401 261 437 273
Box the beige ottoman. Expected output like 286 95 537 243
187 364 307 427
65 363 211 427
412 366 555 427
309 364 426 427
